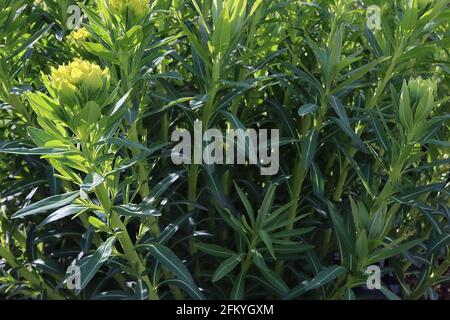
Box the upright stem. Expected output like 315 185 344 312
187 63 219 253
188 164 200 256
96 185 159 300
0 242 64 299
332 42 405 201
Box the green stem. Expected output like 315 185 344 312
187 164 200 255
275 161 306 274
332 41 405 201
96 185 159 300
0 242 64 299
110 212 159 300
188 64 219 252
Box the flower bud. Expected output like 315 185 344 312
106 0 149 21
398 77 437 143
48 58 110 107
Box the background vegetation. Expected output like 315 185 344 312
0 0 449 300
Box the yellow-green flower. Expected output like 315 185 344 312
47 58 110 106
106 0 149 20
128 0 149 16
67 27 91 43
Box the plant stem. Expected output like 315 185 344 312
332 42 405 201
0 242 64 299
187 164 200 255
96 185 159 300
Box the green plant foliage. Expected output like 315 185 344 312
0 0 449 300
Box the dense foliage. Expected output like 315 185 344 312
0 0 449 300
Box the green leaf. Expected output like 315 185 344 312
31 258 64 274
12 191 80 219
427 234 450 255
397 183 445 202
83 42 119 64
8 23 54 58
301 129 319 171
144 172 183 205
285 265 346 299
0 146 69 155
120 25 143 49
263 200 297 228
220 110 258 163
74 237 116 292
156 213 192 245
367 239 423 264
259 229 276 260
310 162 324 196
337 145 373 197
37 205 88 229
256 184 277 228
252 250 289 296
133 279 146 300
212 5 231 54
269 100 301 154
196 242 235 258
329 96 367 153
380 285 401 300
218 208 248 239
110 90 132 116
327 202 354 266
101 138 167 156
177 17 211 68
204 165 235 213
234 182 256 226
81 173 104 192
273 243 314 254
28 127 60 146
272 227 316 239
334 57 389 93
212 253 245 283
368 110 390 152
141 243 203 298
249 0 264 16
113 204 161 218
230 271 246 300
298 103 318 116
88 216 110 233
159 279 205 300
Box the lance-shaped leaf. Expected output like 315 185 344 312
12 191 80 219
37 204 88 229
284 265 346 299
113 204 161 218
72 237 116 293
81 173 104 192
212 253 245 282
140 243 204 299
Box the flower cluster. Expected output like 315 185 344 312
45 58 110 107
106 0 150 20
67 27 91 42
